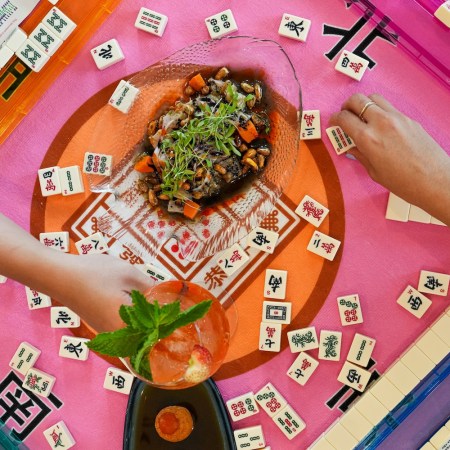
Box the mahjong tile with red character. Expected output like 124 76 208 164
337 361 371 392
335 49 369 81
262 301 292 325
43 421 75 449
287 352 319 386
295 195 329 227
326 126 355 155
264 269 287 299
23 367 56 398
259 322 282 352
418 270 450 296
75 232 108 255
300 110 321 139
38 166 62 196
287 326 318 353
50 307 80 328
39 231 69 252
25 286 52 310
397 285 432 319
254 382 288 417
307 231 341 261
247 227 279 254
225 391 259 422
278 13 311 42
273 404 306 440
337 294 364 326
217 243 249 276
233 425 266 450
59 336 90 361
103 367 134 394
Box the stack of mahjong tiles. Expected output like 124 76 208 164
310 309 450 450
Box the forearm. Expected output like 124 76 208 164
0 213 71 297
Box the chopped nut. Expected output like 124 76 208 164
246 97 256 109
185 85 195 96
214 67 230 80
242 149 257 160
257 147 271 156
214 164 227 175
192 191 203 199
223 172 233 183
201 85 210 95
257 154 265 169
243 158 258 172
147 120 158 136
153 184 162 192
137 180 149 193
148 190 158 206
195 167 204 178
240 82 254 93
238 143 248 152
254 83 262 102
181 182 191 191
180 118 189 127
220 80 231 94
158 193 170 200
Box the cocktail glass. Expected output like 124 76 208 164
122 280 231 389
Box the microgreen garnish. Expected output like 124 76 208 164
159 85 250 199
87 290 212 381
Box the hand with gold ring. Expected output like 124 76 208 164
329 93 450 226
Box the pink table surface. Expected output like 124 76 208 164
0 1 449 449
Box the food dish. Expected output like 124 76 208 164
88 36 301 261
123 378 236 450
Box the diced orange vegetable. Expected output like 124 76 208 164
188 73 206 91
183 200 201 219
237 120 259 143
134 155 154 173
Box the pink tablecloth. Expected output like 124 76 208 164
0 1 449 449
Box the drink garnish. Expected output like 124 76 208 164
87 290 212 381
184 344 213 384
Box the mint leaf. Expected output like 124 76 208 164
159 299 212 339
87 328 145 357
119 305 147 331
158 300 181 325
130 329 158 381
130 353 152 381
131 290 156 328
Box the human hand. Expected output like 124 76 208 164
330 93 450 224
55 253 154 333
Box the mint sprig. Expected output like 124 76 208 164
86 290 212 381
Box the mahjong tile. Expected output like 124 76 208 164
16 39 50 72
38 166 62 196
397 285 432 319
326 126 355 155
83 152 113 176
50 307 80 328
137 263 171 283
217 243 249 276
23 367 56 398
59 336 90 361
287 352 319 386
434 1 450 28
226 391 259 422
272 404 306 440
134 7 168 36
9 342 41 376
233 425 265 450
4 27 27 52
307 231 341 261
254 382 288 417
287 326 318 353
42 7 76 40
418 270 449 296
262 301 292 325
295 195 329 227
75 232 108 255
337 361 371 392
346 333 376 367
108 80 140 114
91 38 125 70
264 269 287 299
39 231 70 252
25 286 52 310
337 294 363 326
259 322 282 352
335 49 369 81
205 9 238 39
43 421 75 449
30 23 63 56
247 227 279 254
278 13 311 42
318 330 342 361
59 166 84 196
103 367 134 394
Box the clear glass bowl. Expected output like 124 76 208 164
88 36 301 261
